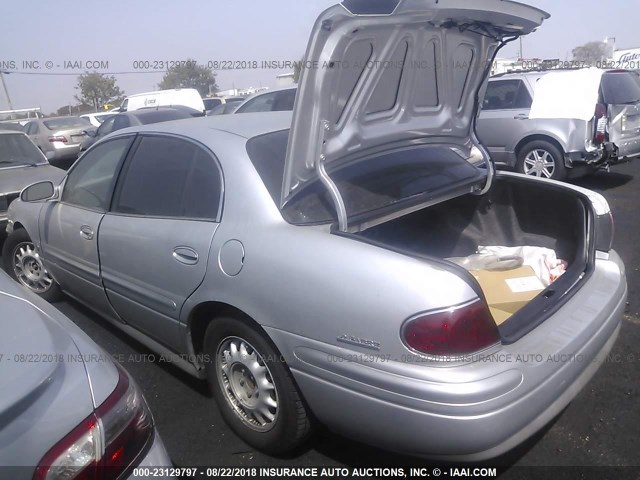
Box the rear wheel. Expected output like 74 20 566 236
204 317 311 454
2 228 62 301
517 140 566 181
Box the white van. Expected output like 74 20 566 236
120 88 205 114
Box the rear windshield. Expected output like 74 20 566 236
601 72 640 105
135 110 192 124
0 133 46 166
43 117 90 130
247 130 485 224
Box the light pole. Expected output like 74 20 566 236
0 70 14 111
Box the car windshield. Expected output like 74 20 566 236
601 72 640 105
43 117 90 130
0 133 46 166
247 130 485 224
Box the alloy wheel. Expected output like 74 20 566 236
523 149 556 178
12 241 53 294
216 336 279 432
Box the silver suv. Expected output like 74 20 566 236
477 69 640 180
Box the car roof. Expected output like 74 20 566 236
120 111 292 140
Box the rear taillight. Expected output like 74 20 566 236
34 365 153 480
48 136 68 143
594 103 608 145
402 301 500 356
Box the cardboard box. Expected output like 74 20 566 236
470 266 545 325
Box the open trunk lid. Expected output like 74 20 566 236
282 0 549 230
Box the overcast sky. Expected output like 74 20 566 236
1 0 638 114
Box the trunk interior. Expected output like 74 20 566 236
353 174 591 342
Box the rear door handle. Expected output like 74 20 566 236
513 114 529 120
173 247 199 265
80 225 94 240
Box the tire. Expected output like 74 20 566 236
516 140 566 181
2 228 62 302
204 317 311 454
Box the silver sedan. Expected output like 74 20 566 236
1 0 627 461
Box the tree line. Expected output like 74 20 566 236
61 59 217 115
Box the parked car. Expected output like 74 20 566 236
0 130 65 240
80 106 200 153
118 88 205 114
2 0 627 461
0 270 173 478
234 86 297 114
207 101 243 115
80 112 117 127
477 68 640 180
23 116 91 169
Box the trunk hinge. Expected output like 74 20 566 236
316 120 348 231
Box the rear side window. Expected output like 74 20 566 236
483 80 531 110
113 136 222 220
112 115 131 131
97 116 116 136
601 72 640 105
273 89 296 111
236 92 278 113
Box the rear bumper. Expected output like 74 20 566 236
282 251 626 460
45 143 82 161
125 432 174 479
564 142 614 167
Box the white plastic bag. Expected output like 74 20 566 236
476 246 567 286
448 246 567 286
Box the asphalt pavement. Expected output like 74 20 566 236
11 160 640 471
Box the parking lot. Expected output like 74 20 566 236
7 159 636 470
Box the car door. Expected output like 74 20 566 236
476 79 533 167
98 134 222 350
39 136 134 317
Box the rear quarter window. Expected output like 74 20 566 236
601 72 640 104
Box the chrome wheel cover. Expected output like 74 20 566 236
12 241 54 294
523 149 556 178
216 336 279 432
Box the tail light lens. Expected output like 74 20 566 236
48 136 68 143
402 301 500 356
594 103 608 144
34 365 153 480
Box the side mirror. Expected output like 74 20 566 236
84 128 97 138
21 181 56 202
